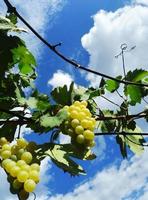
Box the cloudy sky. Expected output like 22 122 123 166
0 0 148 199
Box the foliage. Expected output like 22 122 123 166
0 11 147 200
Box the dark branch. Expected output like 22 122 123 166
3 0 148 88
95 132 148 136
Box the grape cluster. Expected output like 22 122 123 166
62 101 96 148
0 137 40 194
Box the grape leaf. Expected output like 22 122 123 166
105 76 122 92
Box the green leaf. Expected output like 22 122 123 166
51 82 74 105
126 85 142 105
126 69 148 82
40 109 68 130
38 143 86 176
116 135 127 158
0 16 26 32
105 76 122 92
12 46 36 74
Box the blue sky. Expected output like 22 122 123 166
0 0 148 200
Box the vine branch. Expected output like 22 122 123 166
3 0 148 88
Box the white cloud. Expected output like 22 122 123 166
49 148 148 200
81 2 148 87
48 70 74 88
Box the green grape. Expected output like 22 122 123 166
87 120 94 130
21 164 30 172
88 141 96 147
2 144 11 151
70 110 78 119
17 160 26 167
21 152 32 164
81 100 88 107
1 150 11 159
81 119 89 129
10 166 20 177
2 159 12 168
69 105 76 112
24 179 36 193
63 105 69 110
29 170 40 182
71 119 80 128
77 112 86 121
17 170 29 182
74 106 81 112
30 163 40 172
17 148 25 159
76 134 85 144
12 179 23 190
17 138 28 149
83 130 94 140
19 190 29 200
10 155 17 161
75 125 84 135
0 137 8 146
5 161 16 173
83 108 91 117
73 101 81 107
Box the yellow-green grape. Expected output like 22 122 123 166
87 120 94 130
24 179 36 193
17 170 29 182
1 150 11 159
83 130 95 140
10 166 20 177
63 105 69 110
71 119 80 128
75 125 84 135
88 141 96 147
12 179 23 190
17 148 25 159
80 105 86 110
69 105 76 112
77 112 86 121
21 152 32 164
73 101 81 107
70 110 78 119
76 134 85 144
21 164 30 172
2 144 11 151
81 119 89 129
10 155 17 162
17 160 26 167
81 100 88 107
83 108 91 117
89 117 96 126
17 138 28 149
19 190 29 200
0 137 8 146
74 106 81 112
5 161 16 173
29 170 40 182
30 163 40 172
2 159 12 168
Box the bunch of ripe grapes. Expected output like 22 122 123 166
62 100 96 148
0 137 40 195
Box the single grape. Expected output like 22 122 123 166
10 155 17 162
29 170 40 182
30 163 40 172
77 112 86 121
12 179 23 190
81 119 89 129
70 110 78 119
71 119 80 128
83 130 94 140
75 125 84 135
0 137 8 146
81 100 88 107
1 150 11 159
5 161 16 173
19 190 29 200
17 160 26 167
21 152 32 164
10 166 20 177
17 170 29 182
69 105 76 112
24 179 36 193
87 120 94 130
17 148 25 159
2 159 12 168
2 144 11 151
21 164 30 172
76 134 85 144
73 101 81 106
17 138 28 149
63 105 69 110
